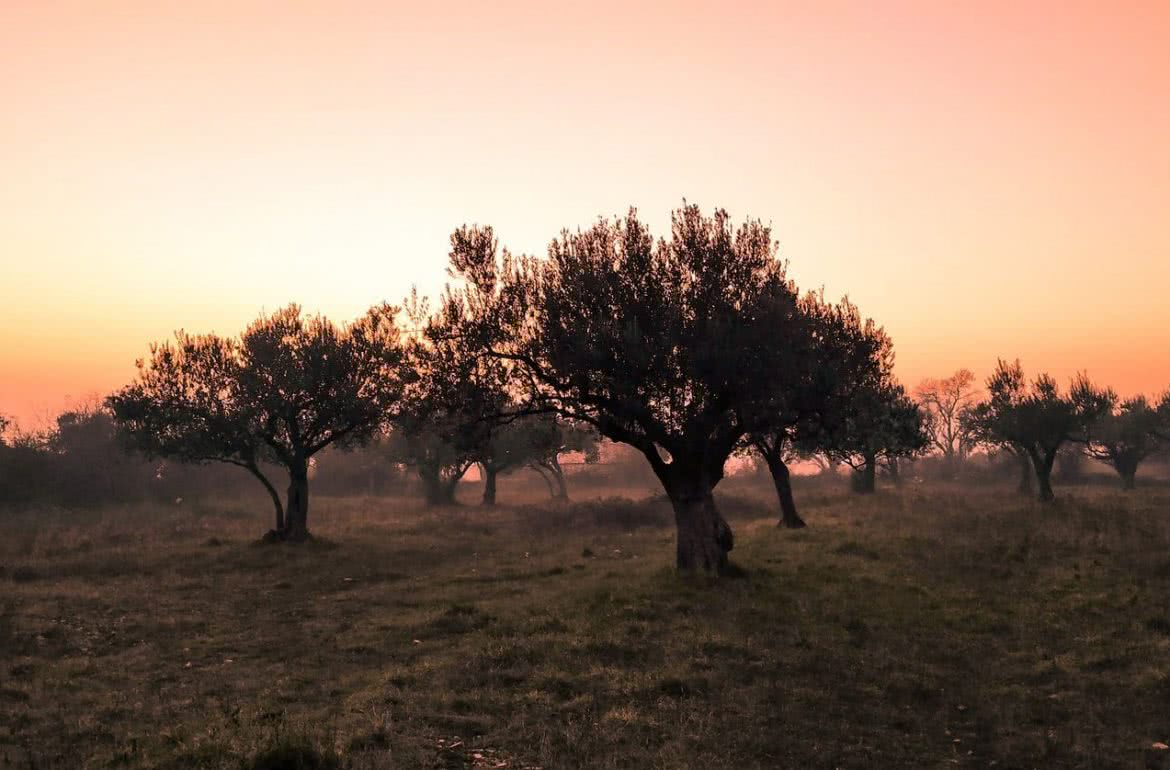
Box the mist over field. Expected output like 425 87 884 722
4 2 1170 768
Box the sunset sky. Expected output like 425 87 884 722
2 1 1168 428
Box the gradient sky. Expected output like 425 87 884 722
2 1 1168 427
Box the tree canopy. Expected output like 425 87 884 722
448 204 818 572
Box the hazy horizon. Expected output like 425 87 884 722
3 1 1169 427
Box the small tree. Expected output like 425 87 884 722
743 293 886 527
523 415 600 501
475 411 557 506
1156 390 1170 441
108 304 406 540
1073 381 1166 489
458 205 803 573
392 228 523 507
821 324 926 493
386 413 478 506
914 369 980 474
967 360 1107 502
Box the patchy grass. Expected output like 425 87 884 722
3 479 1170 768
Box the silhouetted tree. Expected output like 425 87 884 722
1156 391 1170 441
475 410 558 506
915 369 980 473
523 415 600 501
743 293 885 527
1072 381 1167 489
108 304 406 540
821 324 926 493
967 360 1108 502
386 414 478 506
455 205 802 573
393 228 524 507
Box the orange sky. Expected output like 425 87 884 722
2 1 1168 428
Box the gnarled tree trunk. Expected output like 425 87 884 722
1030 450 1056 503
653 463 733 574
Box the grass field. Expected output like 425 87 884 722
3 475 1170 769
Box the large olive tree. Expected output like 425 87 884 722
108 304 406 540
452 204 805 573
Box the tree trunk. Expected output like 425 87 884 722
1116 459 1138 490
887 457 902 486
853 453 877 494
245 462 285 533
532 464 557 498
481 464 498 506
1016 453 1032 496
763 449 806 529
653 463 732 574
420 465 458 507
670 489 733 573
1031 451 1056 503
283 464 310 541
546 456 569 501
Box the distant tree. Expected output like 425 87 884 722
821 324 927 493
1053 443 1087 483
454 205 803 573
967 360 1108 502
1157 391 1170 441
523 415 600 501
392 228 527 507
475 410 554 506
108 304 406 540
1072 381 1167 489
743 293 885 527
48 403 156 505
386 413 478 506
914 369 980 473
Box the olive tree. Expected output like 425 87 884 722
967 360 1107 502
1072 381 1166 489
742 293 885 527
108 304 406 540
454 204 802 573
819 322 926 493
525 416 600 501
391 231 528 507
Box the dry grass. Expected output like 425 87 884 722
3 476 1170 769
